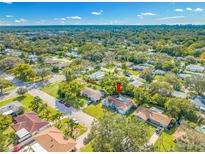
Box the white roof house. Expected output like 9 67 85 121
186 64 205 73
88 71 105 80
130 80 144 87
172 91 187 99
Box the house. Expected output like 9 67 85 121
102 96 134 115
88 71 105 80
172 91 187 99
153 69 166 75
46 59 58 65
191 96 205 113
135 106 172 129
13 112 50 139
178 73 191 79
130 79 144 87
0 101 23 117
81 87 104 102
32 127 76 152
186 64 205 73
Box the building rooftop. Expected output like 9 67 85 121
135 106 172 126
0 101 22 115
172 91 187 99
82 87 104 101
13 112 49 133
34 127 76 152
104 96 134 112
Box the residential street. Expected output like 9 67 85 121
0 71 94 150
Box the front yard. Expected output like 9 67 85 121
54 118 87 139
83 102 108 119
40 82 60 98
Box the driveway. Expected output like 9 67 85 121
147 132 160 146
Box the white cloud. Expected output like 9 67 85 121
137 15 143 19
158 16 185 20
137 12 156 19
2 2 12 4
141 12 156 16
194 8 203 12
5 15 14 18
91 10 103 16
15 19 27 23
186 8 192 11
54 18 66 21
67 16 82 20
175 9 184 12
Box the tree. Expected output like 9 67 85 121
36 68 51 81
13 64 35 81
65 119 78 138
0 77 12 94
185 75 205 95
0 132 6 151
0 115 12 131
100 74 129 95
134 87 151 105
150 81 173 97
165 98 198 121
0 57 19 71
163 72 182 91
58 80 85 108
86 113 152 152
16 87 28 96
140 68 154 83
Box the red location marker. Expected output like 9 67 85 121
117 83 121 93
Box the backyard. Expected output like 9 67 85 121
54 118 87 139
154 130 175 152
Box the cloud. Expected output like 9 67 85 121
141 12 156 16
2 2 12 4
54 18 66 21
158 16 185 20
175 9 184 12
15 19 28 23
137 12 156 19
186 8 192 11
194 8 203 12
5 15 14 18
91 10 103 16
67 16 82 20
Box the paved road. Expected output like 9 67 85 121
0 71 65 100
28 89 94 129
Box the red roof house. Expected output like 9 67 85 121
13 112 49 134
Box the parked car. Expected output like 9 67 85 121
123 72 132 77
88 100 94 105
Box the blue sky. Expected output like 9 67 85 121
0 2 205 25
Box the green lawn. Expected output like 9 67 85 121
83 102 108 119
80 141 94 152
154 131 175 152
40 82 60 98
54 118 87 139
3 85 16 93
